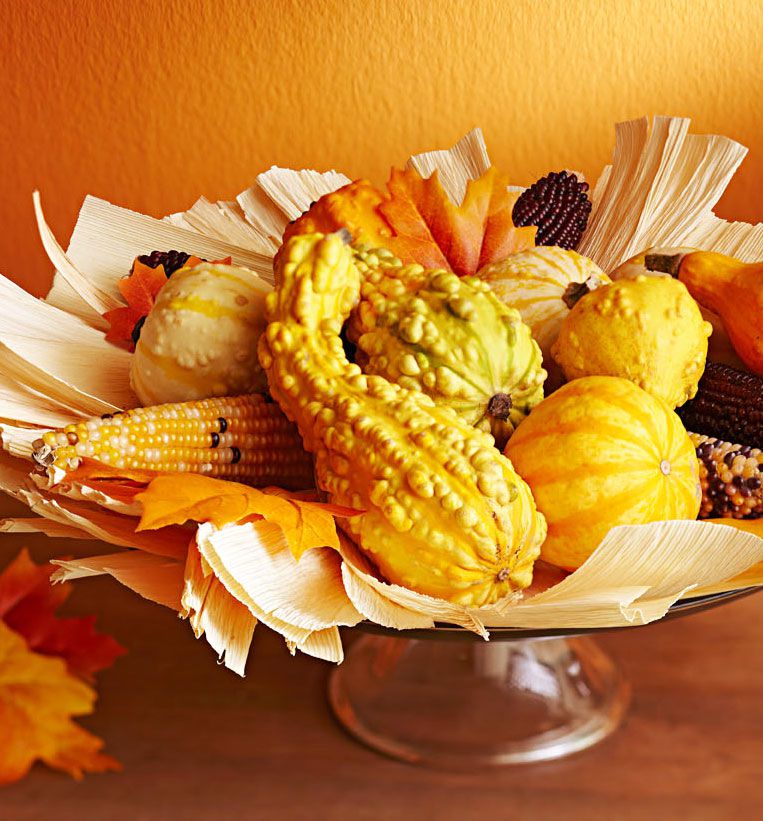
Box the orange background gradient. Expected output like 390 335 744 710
1 0 761 295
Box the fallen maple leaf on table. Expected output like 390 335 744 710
284 166 536 276
0 549 124 784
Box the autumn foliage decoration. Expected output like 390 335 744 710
0 549 124 785
283 166 536 276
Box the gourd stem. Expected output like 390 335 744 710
561 276 606 309
487 393 513 421
644 253 684 277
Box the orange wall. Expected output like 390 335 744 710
1 0 761 295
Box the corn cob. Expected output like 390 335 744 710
677 363 763 446
32 394 315 490
691 433 762 519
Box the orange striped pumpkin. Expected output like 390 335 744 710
478 247 610 363
505 376 701 569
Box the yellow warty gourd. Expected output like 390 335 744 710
551 275 712 408
258 233 547 606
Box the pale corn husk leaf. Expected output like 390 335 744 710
0 517 89 539
0 274 135 414
182 546 256 676
33 191 121 317
336 537 488 637
580 116 762 271
235 168 351 260
0 423 50 459
51 552 184 610
45 195 274 323
293 627 344 664
479 520 763 629
200 521 362 631
254 167 351 222
164 196 275 257
0 375 78 429
0 450 39 500
337 536 434 630
234 186 290 256
407 127 491 205
195 523 314 646
340 563 435 631
29 472 142 517
16 488 188 558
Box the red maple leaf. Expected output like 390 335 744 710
0 548 125 681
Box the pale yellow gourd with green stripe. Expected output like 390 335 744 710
505 376 701 570
478 247 610 363
131 262 271 405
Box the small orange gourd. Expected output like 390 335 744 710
505 376 702 569
646 251 763 376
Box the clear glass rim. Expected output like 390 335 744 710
350 586 760 642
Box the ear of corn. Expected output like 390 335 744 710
691 432 762 519
32 394 314 490
678 363 763 446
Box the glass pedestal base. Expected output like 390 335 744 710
328 634 630 767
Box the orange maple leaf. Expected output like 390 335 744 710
0 622 120 785
0 550 123 784
284 167 536 276
102 254 208 348
136 474 361 561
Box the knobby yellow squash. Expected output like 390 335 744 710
505 376 702 569
645 250 763 377
258 232 547 606
551 275 712 408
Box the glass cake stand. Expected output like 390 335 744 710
328 588 759 768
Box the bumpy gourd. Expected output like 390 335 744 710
258 233 547 606
505 376 702 569
131 262 271 406
551 275 712 408
644 251 763 377
347 256 546 446
611 247 743 370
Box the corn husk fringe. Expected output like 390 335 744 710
1 117 762 676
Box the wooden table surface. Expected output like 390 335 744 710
2 522 763 821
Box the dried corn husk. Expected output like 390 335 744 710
51 552 185 611
407 127 491 205
579 116 763 270
197 521 362 633
182 546 257 676
164 197 273 257
0 274 135 414
0 517 88 539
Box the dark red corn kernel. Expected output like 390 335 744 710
136 250 196 277
512 171 592 250
131 315 147 346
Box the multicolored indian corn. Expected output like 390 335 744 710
691 432 762 519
